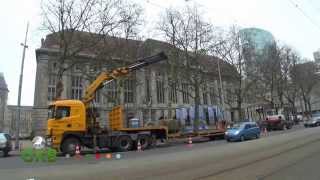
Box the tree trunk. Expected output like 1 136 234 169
55 79 64 100
194 84 201 132
307 98 312 114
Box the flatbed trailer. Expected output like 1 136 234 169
47 104 225 154
168 128 225 140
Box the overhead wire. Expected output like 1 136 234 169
288 0 320 32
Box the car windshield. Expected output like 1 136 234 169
230 123 244 129
0 134 7 142
312 114 320 118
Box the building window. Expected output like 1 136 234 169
203 85 208 105
145 73 151 103
124 79 135 103
94 90 100 103
73 64 82 72
209 87 216 105
156 73 165 104
105 80 117 103
169 83 178 104
48 74 56 101
182 83 189 104
71 76 83 99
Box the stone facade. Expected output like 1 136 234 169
0 73 8 132
5 105 33 137
33 32 237 134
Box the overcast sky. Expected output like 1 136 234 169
1 0 320 106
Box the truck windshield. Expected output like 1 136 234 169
48 105 55 119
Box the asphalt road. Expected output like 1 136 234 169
1 124 319 180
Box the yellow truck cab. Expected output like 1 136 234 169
47 100 86 150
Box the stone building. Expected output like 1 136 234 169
33 32 237 135
0 73 9 132
5 105 33 137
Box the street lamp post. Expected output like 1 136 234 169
15 23 29 150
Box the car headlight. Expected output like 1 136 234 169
225 131 229 135
0 142 6 148
234 130 240 135
313 120 317 123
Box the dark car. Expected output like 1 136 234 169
304 114 320 127
225 122 261 142
0 133 12 157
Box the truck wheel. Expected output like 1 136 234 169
116 136 133 152
149 134 157 148
137 135 151 150
61 137 80 156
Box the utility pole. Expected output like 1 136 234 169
15 23 29 150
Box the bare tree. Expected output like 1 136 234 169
41 0 143 99
212 26 256 120
158 6 215 129
291 61 320 114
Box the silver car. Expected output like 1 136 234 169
304 114 320 127
0 133 12 157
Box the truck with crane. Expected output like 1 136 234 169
45 52 226 155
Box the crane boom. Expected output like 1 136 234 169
82 52 168 106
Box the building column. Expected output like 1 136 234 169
33 54 49 135
136 70 145 126
150 71 157 120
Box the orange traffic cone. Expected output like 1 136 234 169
187 136 193 147
75 144 81 159
263 128 268 136
137 140 142 151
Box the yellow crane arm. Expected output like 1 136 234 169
81 52 168 107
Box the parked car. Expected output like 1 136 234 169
304 114 320 127
225 122 260 142
0 133 12 157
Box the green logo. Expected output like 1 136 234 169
21 148 57 163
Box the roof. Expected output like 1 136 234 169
39 31 142 62
37 31 238 79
